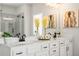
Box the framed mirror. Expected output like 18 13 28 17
0 10 24 37
63 9 78 28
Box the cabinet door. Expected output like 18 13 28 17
35 42 50 56
50 41 59 56
68 45 73 56
66 39 73 56
68 40 73 56
60 46 66 56
60 40 66 56
50 47 59 56
27 43 41 56
41 42 49 56
41 43 49 52
11 45 27 56
50 41 59 49
66 43 73 56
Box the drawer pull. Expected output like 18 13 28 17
43 46 47 48
60 43 64 44
69 40 72 42
53 50 56 52
16 52 23 55
53 44 56 46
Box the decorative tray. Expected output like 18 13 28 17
38 38 50 40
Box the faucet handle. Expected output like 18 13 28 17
15 33 21 38
22 34 26 38
48 32 52 35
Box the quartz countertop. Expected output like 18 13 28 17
0 35 73 48
4 38 59 47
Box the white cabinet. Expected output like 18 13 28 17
49 40 59 56
50 47 59 56
60 46 66 56
41 42 49 56
67 45 73 56
0 45 10 56
0 37 73 56
59 37 73 56
50 41 59 49
41 43 49 52
59 38 66 56
27 42 49 56
66 39 73 56
11 45 27 56
0 44 27 56
27 43 41 56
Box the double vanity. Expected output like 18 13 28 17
0 36 73 56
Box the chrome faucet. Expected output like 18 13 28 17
53 32 60 38
15 33 26 42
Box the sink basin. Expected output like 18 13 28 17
4 37 19 44
5 36 38 47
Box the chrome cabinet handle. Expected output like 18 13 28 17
60 43 64 44
43 46 47 48
53 50 56 52
16 52 23 55
53 44 56 46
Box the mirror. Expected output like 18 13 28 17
0 6 24 37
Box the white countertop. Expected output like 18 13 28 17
5 38 59 47
0 36 73 48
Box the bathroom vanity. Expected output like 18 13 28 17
0 36 73 56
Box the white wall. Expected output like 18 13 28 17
32 3 79 56
0 5 17 15
32 4 59 34
0 5 17 32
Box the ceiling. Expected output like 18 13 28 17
1 3 79 8
0 3 25 8
0 3 44 8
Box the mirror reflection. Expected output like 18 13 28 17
0 5 24 37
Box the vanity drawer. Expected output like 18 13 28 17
11 46 27 56
50 48 59 56
50 42 59 49
41 43 49 52
60 40 65 47
27 43 41 54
